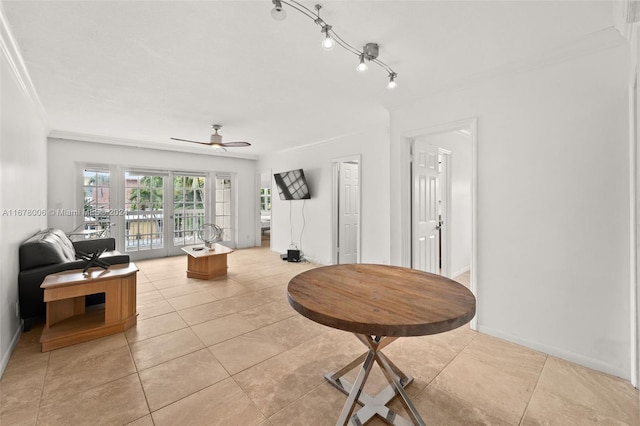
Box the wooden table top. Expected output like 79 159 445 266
41 263 139 289
181 244 234 258
287 264 476 337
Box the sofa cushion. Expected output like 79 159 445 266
19 228 77 270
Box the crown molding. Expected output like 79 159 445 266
48 130 258 161
387 26 626 112
0 3 46 122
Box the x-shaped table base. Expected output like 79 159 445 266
324 334 426 426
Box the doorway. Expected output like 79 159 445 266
257 170 272 248
410 126 473 283
332 156 361 264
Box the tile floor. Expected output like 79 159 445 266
1 246 638 425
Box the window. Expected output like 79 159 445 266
81 169 111 236
215 177 232 242
260 187 271 212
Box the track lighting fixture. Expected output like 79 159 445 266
270 1 398 89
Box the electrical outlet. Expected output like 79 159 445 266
15 301 19 318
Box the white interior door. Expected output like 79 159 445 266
338 161 360 264
412 141 440 272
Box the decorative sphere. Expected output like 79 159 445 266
198 224 223 249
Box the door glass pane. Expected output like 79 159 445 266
125 172 164 252
76 169 111 241
215 177 232 243
173 175 206 247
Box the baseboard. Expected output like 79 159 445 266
452 266 470 278
477 325 629 381
0 321 22 377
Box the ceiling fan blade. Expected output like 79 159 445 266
171 137 211 146
221 141 251 147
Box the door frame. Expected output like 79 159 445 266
438 148 452 277
403 118 478 330
255 169 272 249
121 169 171 261
331 154 362 265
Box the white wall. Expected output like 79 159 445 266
416 130 472 277
0 41 47 373
391 44 631 379
47 138 257 250
258 127 390 265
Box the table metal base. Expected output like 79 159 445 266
324 335 426 426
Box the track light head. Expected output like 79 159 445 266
387 72 398 89
357 54 368 72
320 25 334 50
271 0 287 21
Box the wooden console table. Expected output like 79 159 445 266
181 244 233 279
40 263 138 352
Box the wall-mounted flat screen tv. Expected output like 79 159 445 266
274 169 311 200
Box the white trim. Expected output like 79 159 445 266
0 4 47 122
402 117 478 331
0 322 22 377
438 147 452 278
478 325 628 380
452 266 470 280
630 24 640 389
48 131 258 161
276 129 373 155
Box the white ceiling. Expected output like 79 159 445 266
2 1 614 156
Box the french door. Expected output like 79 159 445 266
123 171 209 260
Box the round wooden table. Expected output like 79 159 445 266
288 264 476 426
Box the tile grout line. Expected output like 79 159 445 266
37 339 142 423
126 334 155 424
518 353 549 426
263 379 329 423
33 348 51 426
422 329 479 391
229 373 271 425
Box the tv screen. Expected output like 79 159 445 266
274 169 311 200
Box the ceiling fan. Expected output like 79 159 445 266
171 125 251 151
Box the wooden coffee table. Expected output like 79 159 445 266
181 244 234 279
288 264 476 426
40 263 138 352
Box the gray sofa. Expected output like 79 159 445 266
18 228 130 331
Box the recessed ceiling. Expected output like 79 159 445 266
2 1 613 156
